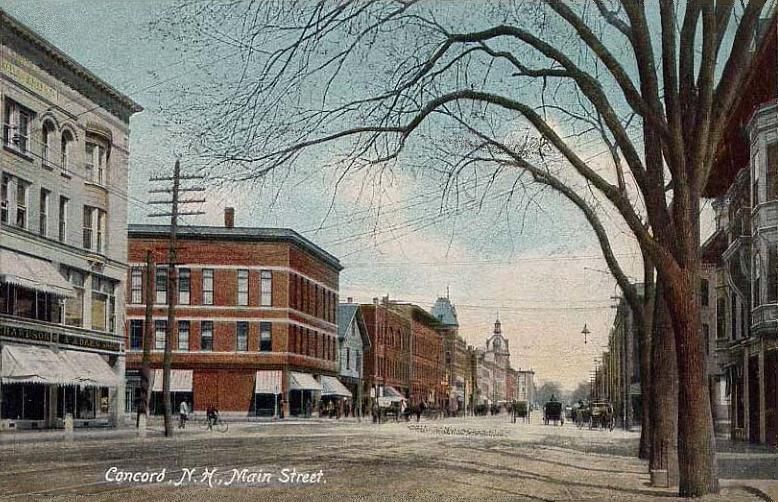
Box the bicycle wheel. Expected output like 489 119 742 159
216 419 228 433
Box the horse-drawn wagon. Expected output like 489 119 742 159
543 400 564 426
512 400 529 423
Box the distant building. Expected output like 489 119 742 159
0 9 142 429
516 369 536 405
431 294 470 414
125 210 342 418
360 299 411 405
336 301 370 415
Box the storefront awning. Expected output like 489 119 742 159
255 370 282 394
320 376 352 398
151 369 193 392
0 249 75 297
0 344 119 386
289 371 321 391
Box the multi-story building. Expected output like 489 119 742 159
0 9 142 429
336 300 370 415
706 8 778 445
360 299 411 406
399 303 445 408
124 210 341 418
471 318 517 408
431 294 470 414
605 286 643 430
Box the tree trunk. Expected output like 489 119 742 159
650 280 678 485
664 269 718 496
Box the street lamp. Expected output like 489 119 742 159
581 324 591 345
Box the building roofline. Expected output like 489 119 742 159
0 9 143 114
127 223 343 271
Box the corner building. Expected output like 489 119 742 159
0 10 142 429
125 216 341 418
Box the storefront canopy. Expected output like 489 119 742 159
0 344 119 387
255 370 282 394
0 249 75 297
151 369 193 393
289 371 321 391
320 376 352 398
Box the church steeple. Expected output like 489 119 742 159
493 317 502 335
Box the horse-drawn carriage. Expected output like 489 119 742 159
588 400 615 430
512 400 529 423
543 400 564 426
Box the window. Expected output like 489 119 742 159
61 130 74 173
178 321 190 351
85 142 108 185
237 269 249 306
82 206 94 249
201 321 213 351
155 266 167 304
129 320 143 350
754 255 762 307
346 347 350 370
236 321 248 351
130 268 143 307
717 296 726 340
700 279 709 307
63 268 84 327
314 284 319 316
96 210 106 253
1 174 8 224
155 320 167 351
260 270 272 306
202 269 214 305
260 322 272 351
731 293 738 341
754 150 761 207
15 179 27 228
768 143 778 201
703 323 710 356
41 120 54 165
178 268 190 305
4 99 31 154
39 188 49 237
91 276 114 332
58 196 68 242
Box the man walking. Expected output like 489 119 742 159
178 401 189 429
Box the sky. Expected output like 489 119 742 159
1 0 716 390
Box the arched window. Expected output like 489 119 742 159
61 130 74 173
41 120 56 165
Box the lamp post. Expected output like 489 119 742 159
581 324 591 345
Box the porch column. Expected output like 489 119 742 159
759 339 766 444
47 386 58 428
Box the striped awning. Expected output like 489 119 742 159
289 371 321 391
0 344 119 387
0 249 75 297
151 369 193 392
255 370 282 394
320 376 352 397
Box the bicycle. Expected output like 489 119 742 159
197 413 228 433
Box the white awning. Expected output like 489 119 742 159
289 371 321 391
255 370 282 394
384 386 404 399
320 376 352 398
0 344 118 386
0 249 75 297
151 369 193 392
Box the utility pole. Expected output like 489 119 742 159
148 159 205 437
137 250 154 428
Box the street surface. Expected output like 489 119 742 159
0 412 771 501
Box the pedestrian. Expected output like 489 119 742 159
305 399 312 418
178 400 189 429
416 401 424 422
371 401 379 423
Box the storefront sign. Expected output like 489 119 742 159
59 334 120 353
1 59 58 101
0 324 52 343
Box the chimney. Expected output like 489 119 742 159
373 297 379 305
224 207 235 228
347 297 353 303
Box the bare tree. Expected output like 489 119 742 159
153 1 769 495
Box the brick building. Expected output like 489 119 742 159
0 9 141 429
431 295 470 414
124 212 341 417
359 299 411 407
